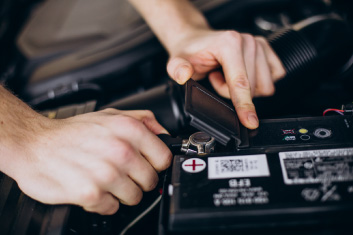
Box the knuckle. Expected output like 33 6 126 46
115 142 135 165
80 185 102 206
141 110 157 123
120 116 145 135
234 102 256 111
255 36 267 45
142 110 155 118
97 167 119 185
102 138 125 158
245 34 257 54
254 35 262 40
222 30 242 45
232 74 251 90
243 33 255 43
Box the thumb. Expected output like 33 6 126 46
167 57 194 84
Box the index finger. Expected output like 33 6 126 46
110 115 173 172
214 32 259 129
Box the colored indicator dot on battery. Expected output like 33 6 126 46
299 128 308 134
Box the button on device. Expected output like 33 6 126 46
300 135 311 141
313 128 332 139
299 128 308 134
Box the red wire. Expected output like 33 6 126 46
323 108 344 116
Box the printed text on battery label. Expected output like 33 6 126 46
279 148 353 185
213 186 269 207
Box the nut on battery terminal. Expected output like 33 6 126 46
181 132 216 155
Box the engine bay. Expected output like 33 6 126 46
0 0 353 234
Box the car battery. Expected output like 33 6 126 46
159 80 353 235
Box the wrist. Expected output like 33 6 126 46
129 0 210 54
0 86 54 180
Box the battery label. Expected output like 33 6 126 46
213 183 270 207
208 154 270 179
279 148 353 185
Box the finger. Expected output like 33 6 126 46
100 109 169 135
254 41 275 97
128 158 159 192
241 34 257 97
122 110 169 135
208 71 230 98
83 192 120 215
110 116 172 172
90 159 144 206
115 143 159 192
108 175 144 206
187 52 219 80
167 57 194 84
88 148 158 196
215 31 259 129
255 37 286 81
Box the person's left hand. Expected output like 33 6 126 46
166 29 286 129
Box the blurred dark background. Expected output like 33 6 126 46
0 0 352 122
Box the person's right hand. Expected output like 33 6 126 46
166 30 286 129
128 0 286 129
11 109 172 215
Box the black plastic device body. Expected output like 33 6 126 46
159 80 353 235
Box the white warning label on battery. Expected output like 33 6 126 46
279 148 353 185
208 154 270 179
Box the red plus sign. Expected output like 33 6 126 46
185 159 204 171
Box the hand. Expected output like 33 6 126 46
11 109 172 215
167 30 286 129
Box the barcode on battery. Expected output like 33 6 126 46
208 154 270 179
220 159 249 173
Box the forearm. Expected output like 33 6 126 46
0 86 49 179
128 0 210 53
